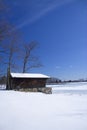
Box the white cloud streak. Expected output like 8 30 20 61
12 0 75 31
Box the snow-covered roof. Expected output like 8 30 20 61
11 73 50 79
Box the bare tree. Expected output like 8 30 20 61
0 0 43 78
0 32 20 72
0 0 21 72
22 41 42 73
0 32 21 90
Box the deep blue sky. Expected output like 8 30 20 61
5 0 87 80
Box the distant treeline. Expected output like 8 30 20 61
63 79 87 83
47 77 62 84
47 77 87 84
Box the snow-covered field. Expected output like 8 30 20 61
50 82 87 95
0 82 87 130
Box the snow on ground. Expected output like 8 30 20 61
0 84 6 90
0 82 87 130
51 82 87 95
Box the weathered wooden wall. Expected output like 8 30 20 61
10 78 47 89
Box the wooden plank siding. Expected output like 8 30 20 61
10 77 47 89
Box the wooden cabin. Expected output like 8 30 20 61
9 73 50 90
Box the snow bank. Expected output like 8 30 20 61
0 85 87 130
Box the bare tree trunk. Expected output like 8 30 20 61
6 67 10 90
23 59 27 73
22 52 30 73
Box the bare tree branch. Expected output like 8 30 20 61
21 41 43 73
